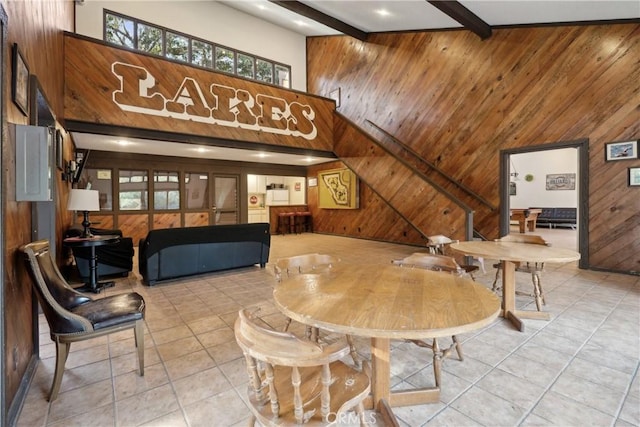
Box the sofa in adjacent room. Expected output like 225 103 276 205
531 207 577 229
138 223 271 285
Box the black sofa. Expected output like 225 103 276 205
138 223 270 285
65 226 135 280
531 207 577 229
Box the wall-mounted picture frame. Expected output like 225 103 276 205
629 167 640 187
329 87 341 108
308 177 317 187
318 167 359 209
509 181 516 196
55 129 64 170
546 173 576 190
11 43 29 116
605 140 637 161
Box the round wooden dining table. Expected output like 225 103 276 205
450 241 580 331
272 263 500 409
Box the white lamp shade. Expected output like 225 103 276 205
67 189 100 211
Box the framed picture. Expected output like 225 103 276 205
55 129 64 170
329 87 341 108
509 181 516 196
11 43 29 116
318 167 359 209
546 173 576 190
605 140 637 161
629 167 640 187
308 177 317 187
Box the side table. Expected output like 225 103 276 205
63 234 120 293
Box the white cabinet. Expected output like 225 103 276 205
248 209 267 223
266 189 289 205
248 174 267 193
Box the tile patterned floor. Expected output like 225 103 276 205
16 231 640 427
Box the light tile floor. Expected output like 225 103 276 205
17 231 640 427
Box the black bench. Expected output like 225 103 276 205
531 207 577 229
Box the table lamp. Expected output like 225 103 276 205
67 189 100 238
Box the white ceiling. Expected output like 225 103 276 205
71 132 336 166
220 0 640 36
74 0 639 165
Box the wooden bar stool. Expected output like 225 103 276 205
294 211 312 233
277 212 295 235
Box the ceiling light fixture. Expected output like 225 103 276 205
117 139 130 146
294 20 308 27
376 9 390 17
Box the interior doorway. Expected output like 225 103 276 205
500 139 589 269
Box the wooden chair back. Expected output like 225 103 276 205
234 309 370 425
496 233 549 246
274 253 339 282
392 252 465 275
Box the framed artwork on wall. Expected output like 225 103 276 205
318 168 359 209
11 43 29 116
629 167 640 187
546 173 576 190
605 140 637 161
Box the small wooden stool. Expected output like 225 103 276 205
278 212 295 235
294 211 312 233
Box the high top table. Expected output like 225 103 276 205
273 264 500 409
450 241 580 331
63 234 120 293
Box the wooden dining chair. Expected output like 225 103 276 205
274 254 361 368
234 308 370 426
491 233 550 311
392 252 465 386
20 240 145 401
426 235 484 276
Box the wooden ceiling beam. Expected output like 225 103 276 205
269 0 369 41
427 0 492 40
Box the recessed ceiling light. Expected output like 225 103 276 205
117 139 130 146
193 147 208 153
376 9 390 17
256 4 266 10
303 157 315 163
255 152 270 158
294 20 308 27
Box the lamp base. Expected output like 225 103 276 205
81 211 92 238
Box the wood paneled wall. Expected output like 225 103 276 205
2 0 74 421
64 35 335 152
307 24 640 274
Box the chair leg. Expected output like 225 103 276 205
452 335 464 361
135 320 145 376
532 272 545 311
49 340 70 401
491 266 501 292
346 335 362 369
432 338 442 388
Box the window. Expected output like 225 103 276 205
137 23 163 55
153 171 180 210
166 31 189 62
103 10 291 88
237 53 254 79
215 47 235 74
256 59 273 84
105 13 134 48
192 40 213 68
85 168 113 211
119 170 148 210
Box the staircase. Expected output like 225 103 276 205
333 113 474 241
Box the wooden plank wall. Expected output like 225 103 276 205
307 24 640 274
2 0 74 420
64 35 335 152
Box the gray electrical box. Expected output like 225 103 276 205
16 124 52 202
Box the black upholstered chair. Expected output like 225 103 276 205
20 240 145 401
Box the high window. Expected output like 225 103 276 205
104 10 291 89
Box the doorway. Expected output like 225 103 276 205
211 174 239 225
500 139 588 269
